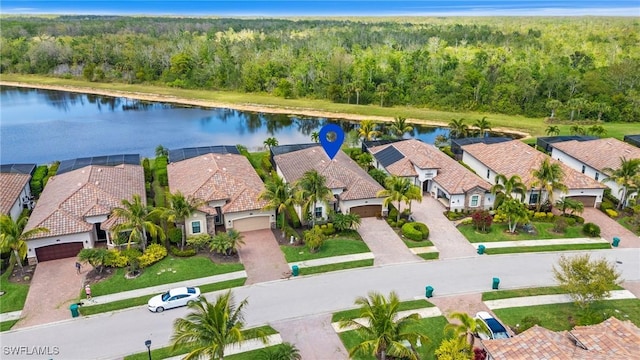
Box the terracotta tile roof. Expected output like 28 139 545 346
274 145 383 201
482 317 640 360
369 139 492 194
24 164 145 238
551 138 640 171
0 173 31 215
167 153 267 213
462 140 606 190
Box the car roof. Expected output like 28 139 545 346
169 287 199 296
476 311 492 319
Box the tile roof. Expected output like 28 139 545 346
273 145 383 201
24 164 145 238
369 139 492 194
483 317 640 360
167 153 267 213
462 140 606 190
0 173 31 215
551 138 640 171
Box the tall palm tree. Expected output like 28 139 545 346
0 214 49 275
110 194 164 250
295 170 333 227
587 125 607 137
263 137 279 149
603 157 640 209
445 312 490 353
545 125 560 136
340 291 429 360
258 342 302 360
531 159 568 211
490 174 527 207
358 120 381 141
405 183 423 213
171 291 257 360
545 99 563 119
310 131 320 143
473 116 491 137
569 125 585 135
259 174 295 236
448 118 469 139
555 197 584 215
164 191 204 250
389 117 413 138
377 176 412 222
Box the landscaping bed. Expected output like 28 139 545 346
458 222 584 243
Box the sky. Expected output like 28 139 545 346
1 0 639 16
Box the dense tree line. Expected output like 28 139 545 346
1 16 639 121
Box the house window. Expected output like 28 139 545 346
581 165 585 174
470 195 479 207
486 169 490 179
314 207 323 219
529 193 539 205
595 173 599 181
191 221 201 234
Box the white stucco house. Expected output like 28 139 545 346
550 137 640 206
366 139 495 211
23 158 145 263
167 147 274 236
0 164 36 221
272 144 384 222
461 140 606 208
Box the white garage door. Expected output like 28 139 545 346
232 216 270 232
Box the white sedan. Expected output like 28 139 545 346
148 286 201 313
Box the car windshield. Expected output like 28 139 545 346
187 287 196 294
161 292 170 302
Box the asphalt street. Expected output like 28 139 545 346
2 249 638 360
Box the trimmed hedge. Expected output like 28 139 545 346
139 244 168 268
401 222 429 241
170 246 196 257
582 222 601 237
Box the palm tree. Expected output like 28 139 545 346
569 125 585 135
263 137 279 149
445 312 490 353
448 118 469 139
339 291 429 360
555 197 584 215
110 194 164 250
590 102 610 121
434 337 469 360
310 131 320 143
405 183 423 213
531 159 568 211
545 99 563 119
567 98 588 121
295 170 333 227
155 144 169 157
473 116 491 137
545 125 560 136
389 117 413 138
171 291 257 360
358 120 381 141
164 191 204 250
377 176 412 222
490 174 527 207
259 174 295 236
258 342 302 360
603 157 640 209
0 214 49 275
587 125 607 137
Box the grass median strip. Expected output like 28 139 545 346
484 243 610 254
418 252 439 260
332 299 435 322
458 223 583 243
297 259 373 276
281 238 370 262
0 320 20 332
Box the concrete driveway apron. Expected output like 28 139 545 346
357 217 422 266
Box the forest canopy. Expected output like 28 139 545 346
1 16 638 122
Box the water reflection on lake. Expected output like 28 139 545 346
0 86 451 164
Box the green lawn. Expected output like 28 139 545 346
281 238 370 262
87 256 244 298
332 299 435 322
79 278 246 316
484 243 610 255
124 325 278 360
619 216 640 236
245 151 268 169
482 285 625 301
0 320 19 332
0 265 30 313
458 222 584 243
419 252 440 261
493 299 640 332
403 239 434 248
299 259 374 276
339 316 449 360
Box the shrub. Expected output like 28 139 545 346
600 201 614 212
168 227 182 244
553 217 568 233
388 208 399 221
142 158 152 182
105 249 129 268
155 155 168 169
565 217 577 226
516 316 541 334
413 222 429 239
533 212 547 221
441 146 455 158
261 154 273 172
156 170 168 186
187 234 212 252
582 222 601 237
493 213 507 223
546 212 555 221
396 219 406 228
605 209 618 218
460 218 473 225
170 246 196 257
138 244 168 268
303 226 326 252
321 223 335 236
284 225 299 242
472 210 493 232
388 221 397 228
386 217 395 225
402 222 429 241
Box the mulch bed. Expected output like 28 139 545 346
84 267 115 286
7 264 36 285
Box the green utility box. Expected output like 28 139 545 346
425 286 434 298
292 265 299 277
612 237 620 247
70 303 79 318
492 277 500 290
477 245 486 255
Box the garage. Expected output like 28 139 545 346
35 242 84 262
232 216 271 232
566 196 597 208
349 205 381 218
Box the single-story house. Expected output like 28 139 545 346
482 317 640 360
365 139 495 211
0 163 36 221
272 144 384 221
550 137 640 206
450 137 512 160
536 135 598 153
461 140 606 207
23 155 144 263
624 134 640 148
167 147 274 236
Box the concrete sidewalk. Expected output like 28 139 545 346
484 290 636 309
0 311 22 322
288 252 374 269
163 334 282 360
332 307 443 333
473 237 610 249
82 270 247 306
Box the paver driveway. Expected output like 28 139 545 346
581 208 639 248
357 217 422 265
411 196 478 259
238 229 290 285
14 257 83 329
272 313 348 360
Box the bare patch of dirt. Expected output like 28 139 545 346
7 264 36 285
202 251 240 264
84 267 115 286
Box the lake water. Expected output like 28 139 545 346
0 86 450 164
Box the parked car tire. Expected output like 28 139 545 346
156 307 164 313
